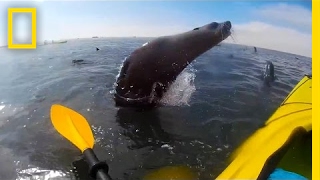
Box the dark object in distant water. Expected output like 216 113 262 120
262 61 277 87
72 59 93 65
228 54 234 58
96 47 100 51
254 46 257 53
72 59 84 63
92 36 98 38
114 20 232 108
295 57 299 60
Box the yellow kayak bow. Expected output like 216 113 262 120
216 75 312 180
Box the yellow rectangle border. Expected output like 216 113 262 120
312 0 319 180
7 7 37 49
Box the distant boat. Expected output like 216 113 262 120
53 40 67 44
44 40 67 45
92 36 99 38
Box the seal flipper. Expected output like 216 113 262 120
154 82 166 99
149 82 166 103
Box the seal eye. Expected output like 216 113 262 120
193 27 199 30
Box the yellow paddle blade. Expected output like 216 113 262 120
216 75 312 179
143 166 197 180
50 104 94 152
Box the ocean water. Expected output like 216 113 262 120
0 38 311 180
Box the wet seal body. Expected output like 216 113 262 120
114 21 232 108
262 61 276 87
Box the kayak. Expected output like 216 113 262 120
143 74 312 180
216 74 312 180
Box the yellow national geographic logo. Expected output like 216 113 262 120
7 8 37 49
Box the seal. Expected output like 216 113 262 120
72 59 94 65
114 21 232 108
262 61 277 87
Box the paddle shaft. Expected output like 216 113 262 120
83 149 112 180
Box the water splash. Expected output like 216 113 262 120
160 67 197 106
113 56 128 88
16 167 69 180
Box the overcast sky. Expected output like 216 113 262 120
0 0 312 57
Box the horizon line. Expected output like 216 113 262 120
1 36 312 58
